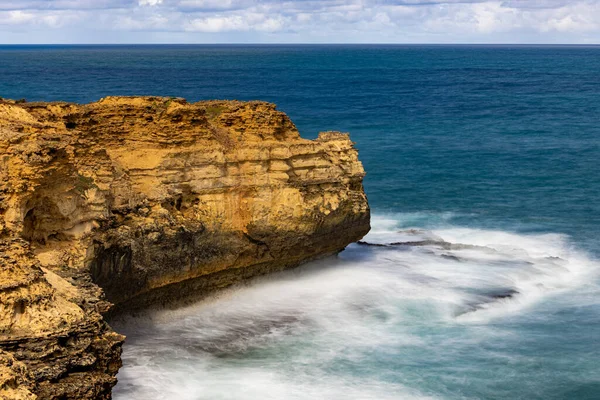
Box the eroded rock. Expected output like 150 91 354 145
0 97 370 398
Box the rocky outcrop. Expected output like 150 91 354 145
0 96 370 398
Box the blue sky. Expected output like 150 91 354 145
1 0 599 44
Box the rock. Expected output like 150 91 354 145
0 96 370 399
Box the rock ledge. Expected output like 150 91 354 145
0 97 370 399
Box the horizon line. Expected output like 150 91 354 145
1 43 599 46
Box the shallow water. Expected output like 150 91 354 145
112 213 600 400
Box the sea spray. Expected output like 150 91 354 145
113 213 600 400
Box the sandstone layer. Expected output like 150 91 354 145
0 96 370 399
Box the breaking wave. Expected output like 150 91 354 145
113 213 600 400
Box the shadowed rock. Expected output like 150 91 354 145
0 97 370 399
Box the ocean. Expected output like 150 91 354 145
2 45 599 399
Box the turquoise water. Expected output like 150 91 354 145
2 45 599 399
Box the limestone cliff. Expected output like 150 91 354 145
0 96 370 399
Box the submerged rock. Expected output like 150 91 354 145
358 239 497 253
455 288 520 316
0 97 370 399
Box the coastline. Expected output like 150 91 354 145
0 96 370 399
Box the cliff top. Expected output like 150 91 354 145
0 96 312 147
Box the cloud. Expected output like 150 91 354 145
0 8 82 28
417 0 600 35
177 0 250 11
0 10 35 25
184 13 288 32
1 0 600 43
139 0 163 6
0 1 134 11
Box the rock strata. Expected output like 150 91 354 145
0 96 370 398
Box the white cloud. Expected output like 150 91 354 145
0 0 132 10
177 0 246 10
417 0 600 36
185 13 288 32
0 10 35 25
1 0 600 43
138 0 163 6
0 9 82 27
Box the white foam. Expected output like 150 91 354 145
114 213 600 399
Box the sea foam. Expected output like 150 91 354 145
113 213 600 400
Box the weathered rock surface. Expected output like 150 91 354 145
0 96 370 398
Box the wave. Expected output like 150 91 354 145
352 218 597 322
113 213 600 400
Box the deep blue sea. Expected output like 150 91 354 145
2 45 599 399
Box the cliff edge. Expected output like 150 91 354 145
0 96 370 399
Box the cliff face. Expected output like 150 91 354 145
0 96 370 399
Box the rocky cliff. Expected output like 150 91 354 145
0 96 370 399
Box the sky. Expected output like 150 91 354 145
0 0 599 44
